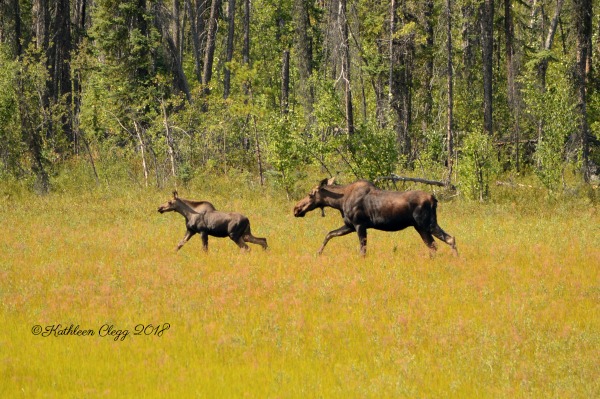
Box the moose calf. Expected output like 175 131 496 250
158 191 268 252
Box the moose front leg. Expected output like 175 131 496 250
176 230 196 251
317 225 355 255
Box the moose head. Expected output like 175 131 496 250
293 178 335 217
157 191 180 213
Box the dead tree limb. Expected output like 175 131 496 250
495 180 535 188
376 174 456 190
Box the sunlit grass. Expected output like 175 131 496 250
1 179 599 397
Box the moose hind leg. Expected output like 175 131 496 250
416 227 437 258
243 234 268 249
234 237 250 251
242 225 268 249
432 225 458 256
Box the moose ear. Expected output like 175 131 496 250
172 190 178 199
319 178 329 187
327 177 336 185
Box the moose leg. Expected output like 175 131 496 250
356 225 368 257
229 222 250 251
318 225 355 255
201 232 209 252
242 225 268 249
243 235 268 249
432 225 458 256
176 230 196 251
234 237 250 251
416 227 437 258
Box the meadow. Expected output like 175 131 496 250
1 176 599 398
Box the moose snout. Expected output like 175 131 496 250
293 207 305 217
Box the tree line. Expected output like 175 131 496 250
0 0 598 198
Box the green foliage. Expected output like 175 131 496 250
2 0 598 195
0 45 21 178
347 122 399 181
264 115 306 195
521 62 577 192
457 131 499 201
418 128 447 175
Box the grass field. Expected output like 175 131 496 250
1 178 599 397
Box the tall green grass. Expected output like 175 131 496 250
1 176 598 397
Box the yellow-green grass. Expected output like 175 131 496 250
1 182 598 398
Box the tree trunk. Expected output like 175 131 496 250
389 0 413 158
135 0 149 81
202 0 221 97
34 0 49 52
446 0 454 184
243 0 250 66
18 76 49 193
74 0 87 35
338 0 354 135
161 99 177 178
33 0 51 139
574 0 592 182
460 2 475 85
504 0 521 171
185 0 206 83
281 50 290 114
12 0 22 56
253 116 264 186
51 0 72 142
173 0 181 56
134 121 150 187
480 0 494 136
537 0 565 88
223 0 236 99
293 0 315 119
423 0 434 132
155 6 192 102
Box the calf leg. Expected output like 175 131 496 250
229 221 251 251
201 231 209 252
243 234 268 249
176 230 196 251
242 225 268 249
415 227 437 258
234 237 250 251
318 225 354 255
432 225 458 256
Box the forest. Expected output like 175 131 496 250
0 0 599 199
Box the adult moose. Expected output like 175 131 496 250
158 191 268 252
294 178 457 256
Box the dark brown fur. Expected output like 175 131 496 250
294 178 457 256
158 192 268 252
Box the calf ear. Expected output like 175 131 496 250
172 190 178 199
319 178 329 187
327 177 336 185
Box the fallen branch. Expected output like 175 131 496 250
376 174 456 190
495 180 535 188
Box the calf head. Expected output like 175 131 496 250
293 178 335 217
157 191 179 213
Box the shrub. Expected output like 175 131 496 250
457 131 499 201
